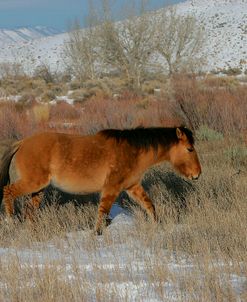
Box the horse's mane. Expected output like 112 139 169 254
99 126 194 150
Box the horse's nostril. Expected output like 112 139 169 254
192 175 199 180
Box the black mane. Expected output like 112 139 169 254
100 126 194 150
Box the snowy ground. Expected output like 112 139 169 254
177 0 247 72
0 26 61 48
0 204 246 301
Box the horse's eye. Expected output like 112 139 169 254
187 147 194 152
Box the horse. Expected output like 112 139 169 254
0 126 201 234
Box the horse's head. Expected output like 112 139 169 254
169 128 201 180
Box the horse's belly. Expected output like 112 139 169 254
51 172 106 194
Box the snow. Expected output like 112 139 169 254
0 0 246 74
50 95 75 105
0 204 246 301
0 26 62 47
176 0 247 72
0 32 69 73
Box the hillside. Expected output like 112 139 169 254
0 0 246 73
0 26 61 47
177 0 247 72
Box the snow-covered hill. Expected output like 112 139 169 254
177 0 247 72
0 0 246 73
0 26 62 48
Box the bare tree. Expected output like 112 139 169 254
63 1 203 87
156 7 205 75
63 17 99 82
0 62 25 79
98 0 158 89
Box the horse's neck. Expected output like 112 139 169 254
155 145 171 164
138 146 170 169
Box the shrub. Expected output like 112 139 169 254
142 80 163 94
203 76 239 89
18 92 36 104
40 91 56 103
83 79 111 96
33 64 56 83
69 89 87 102
32 104 50 123
77 94 179 135
224 145 247 169
221 67 242 76
49 84 68 96
0 103 36 139
69 80 84 90
49 102 82 121
171 74 247 134
100 77 127 94
196 125 224 141
0 62 25 79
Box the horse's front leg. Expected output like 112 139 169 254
127 183 156 221
95 187 120 235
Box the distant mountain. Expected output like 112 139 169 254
0 26 62 47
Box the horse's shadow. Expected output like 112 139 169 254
117 170 194 218
39 169 195 221
6 168 195 222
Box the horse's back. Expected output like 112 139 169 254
14 132 114 194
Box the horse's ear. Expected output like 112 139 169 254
176 128 185 140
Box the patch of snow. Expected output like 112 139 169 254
53 95 74 105
4 95 23 102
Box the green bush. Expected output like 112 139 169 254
221 67 242 76
196 125 224 141
224 145 247 168
41 90 56 102
69 89 88 102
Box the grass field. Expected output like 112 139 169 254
0 137 246 301
0 75 247 301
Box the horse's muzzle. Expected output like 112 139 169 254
191 173 201 181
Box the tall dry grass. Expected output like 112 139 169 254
0 138 246 301
0 75 247 301
172 74 247 135
1 74 247 140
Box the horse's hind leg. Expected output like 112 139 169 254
127 183 156 221
3 178 49 217
24 191 44 221
3 181 26 216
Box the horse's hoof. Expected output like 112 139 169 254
95 228 103 236
105 217 112 227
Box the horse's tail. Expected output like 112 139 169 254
0 141 21 203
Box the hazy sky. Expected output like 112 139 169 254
0 0 185 30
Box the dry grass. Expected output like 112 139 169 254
32 104 50 123
0 102 35 139
0 74 68 103
0 75 247 301
1 73 247 138
172 74 247 134
49 102 82 122
0 138 246 301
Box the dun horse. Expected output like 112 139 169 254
0 127 201 233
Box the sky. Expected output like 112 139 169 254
0 0 185 30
